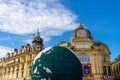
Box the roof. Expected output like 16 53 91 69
71 24 93 40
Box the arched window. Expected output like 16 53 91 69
21 64 24 69
78 54 90 64
78 54 92 75
103 55 107 62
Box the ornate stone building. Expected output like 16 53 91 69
0 29 44 80
111 55 120 80
0 24 113 80
58 24 112 80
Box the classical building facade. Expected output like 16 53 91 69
111 55 120 80
0 24 114 80
0 29 44 80
58 24 112 80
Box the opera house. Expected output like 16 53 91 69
0 24 119 80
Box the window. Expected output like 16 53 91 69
16 72 18 78
14 60 15 63
4 68 6 73
21 64 24 70
12 66 14 72
103 55 107 62
119 63 120 70
30 54 32 59
16 65 19 71
77 30 87 37
103 66 107 75
78 54 90 64
27 47 30 52
108 66 111 76
8 67 10 73
29 70 31 76
78 54 91 75
22 72 24 77
116 65 119 74
83 66 90 74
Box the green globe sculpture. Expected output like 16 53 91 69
31 46 83 80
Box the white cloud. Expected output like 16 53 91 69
0 0 77 38
0 45 13 58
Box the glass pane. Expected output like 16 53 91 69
78 54 90 64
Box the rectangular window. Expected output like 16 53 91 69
84 66 90 74
22 72 24 77
82 64 91 76
13 66 14 72
8 67 10 73
103 66 107 75
5 68 6 73
30 54 32 59
103 55 106 62
108 66 111 76
27 47 30 52
119 63 120 70
22 64 24 68
16 72 18 78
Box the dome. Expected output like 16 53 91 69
32 29 43 44
31 46 83 80
71 24 92 40
93 41 104 46
93 41 109 47
32 36 43 44
94 41 111 54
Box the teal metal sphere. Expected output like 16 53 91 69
31 46 83 80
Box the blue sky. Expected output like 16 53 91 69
0 0 120 62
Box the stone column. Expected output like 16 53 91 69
94 54 97 74
18 64 20 78
106 66 108 76
99 55 103 74
96 54 99 74
94 53 103 80
95 54 98 74
98 53 102 74
24 54 28 79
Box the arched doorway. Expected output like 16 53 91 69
78 54 92 76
